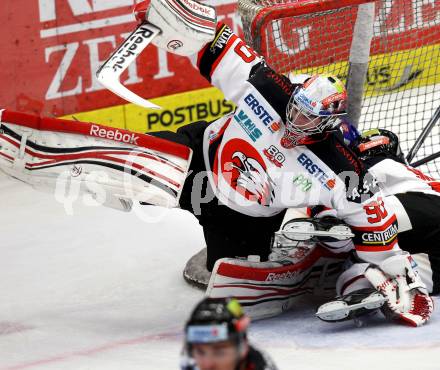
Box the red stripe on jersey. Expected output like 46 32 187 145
210 117 232 145
352 215 398 252
429 181 440 193
209 34 238 78
351 214 397 232
212 144 221 187
315 207 333 217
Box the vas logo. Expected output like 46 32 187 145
234 110 262 142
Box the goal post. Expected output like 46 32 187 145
238 0 440 177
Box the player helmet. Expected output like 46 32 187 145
282 74 348 148
352 128 405 163
184 297 250 347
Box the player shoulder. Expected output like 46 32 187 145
247 65 294 118
246 345 279 370
305 131 366 177
367 156 405 173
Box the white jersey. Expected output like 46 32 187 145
367 158 440 197
191 24 403 264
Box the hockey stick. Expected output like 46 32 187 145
406 105 440 166
410 150 440 168
96 22 162 110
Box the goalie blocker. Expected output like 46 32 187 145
0 109 192 209
96 0 217 109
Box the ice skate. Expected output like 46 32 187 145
316 288 386 322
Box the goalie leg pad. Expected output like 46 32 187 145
0 110 192 209
206 245 347 320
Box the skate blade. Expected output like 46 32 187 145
316 293 386 322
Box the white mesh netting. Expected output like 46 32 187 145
239 0 440 176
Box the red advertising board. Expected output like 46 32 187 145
261 0 440 73
0 0 438 119
0 0 241 116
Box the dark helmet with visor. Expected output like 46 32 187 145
185 297 250 346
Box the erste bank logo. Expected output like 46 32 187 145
244 93 280 133
297 152 335 191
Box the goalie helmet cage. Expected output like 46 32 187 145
239 0 440 177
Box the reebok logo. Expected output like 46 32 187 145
90 125 139 145
181 0 214 17
266 270 299 282
110 25 155 73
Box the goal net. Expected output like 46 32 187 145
238 0 440 177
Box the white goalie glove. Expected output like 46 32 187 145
134 0 217 56
96 0 216 109
364 253 434 327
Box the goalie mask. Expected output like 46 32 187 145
352 128 405 163
281 74 347 148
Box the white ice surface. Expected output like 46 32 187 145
1 171 439 370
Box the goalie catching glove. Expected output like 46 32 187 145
134 0 216 56
365 253 434 327
96 0 216 109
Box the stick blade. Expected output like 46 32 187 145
97 69 162 110
96 22 162 109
